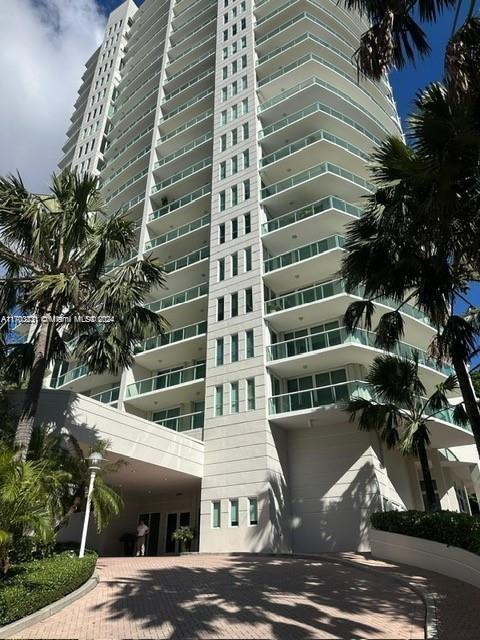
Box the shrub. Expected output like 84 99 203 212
370 510 480 555
0 551 97 626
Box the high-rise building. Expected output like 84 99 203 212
48 0 478 555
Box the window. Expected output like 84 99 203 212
216 338 225 367
242 122 249 140
222 66 228 79
241 17 246 29
231 185 238 206
224 12 228 23
231 252 238 276
219 223 226 244
232 23 237 36
217 297 225 321
230 499 239 526
231 104 238 119
232 41 238 54
243 149 250 169
232 6 238 17
231 155 238 174
242 98 248 114
221 110 227 125
212 501 221 527
246 330 254 358
223 46 228 59
231 217 238 239
244 212 251 233
223 29 228 41
245 287 253 312
219 191 226 212
231 334 239 362
215 387 224 417
231 292 238 317
230 381 239 413
420 480 441 510
220 161 226 180
231 128 238 145
232 80 238 96
232 60 238 74
243 179 250 200
222 86 228 101
218 258 225 281
248 497 258 525
241 35 247 48
245 247 252 272
221 134 227 151
241 54 247 69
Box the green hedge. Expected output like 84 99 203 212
0 551 97 626
370 510 480 555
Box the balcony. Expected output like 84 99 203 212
147 184 211 233
145 214 210 256
150 157 212 200
263 234 345 290
157 109 213 156
163 246 209 292
268 379 473 447
51 363 89 388
90 386 120 406
262 195 361 253
145 282 208 326
125 362 206 411
154 132 213 176
154 410 204 433
266 326 453 386
105 248 138 273
260 161 372 214
135 320 207 370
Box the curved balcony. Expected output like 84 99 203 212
145 214 210 256
158 109 213 156
262 195 361 253
263 234 344 290
125 362 206 411
266 326 453 385
268 380 473 447
154 132 213 173
163 246 209 292
90 386 120 406
154 410 204 433
148 184 211 232
151 157 212 199
51 363 88 388
135 320 207 370
145 282 208 327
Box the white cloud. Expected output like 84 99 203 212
0 0 106 192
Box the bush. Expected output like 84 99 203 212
370 510 480 555
0 551 97 626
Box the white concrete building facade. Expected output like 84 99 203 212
50 0 479 556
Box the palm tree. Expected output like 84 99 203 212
0 170 167 458
346 355 460 511
341 81 480 460
339 0 480 95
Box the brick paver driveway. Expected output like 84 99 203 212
14 554 424 639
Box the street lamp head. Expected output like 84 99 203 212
88 451 104 470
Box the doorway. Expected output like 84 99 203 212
165 511 191 553
138 512 160 556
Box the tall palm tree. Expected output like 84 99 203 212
346 354 459 511
339 0 480 95
0 170 167 458
341 82 480 458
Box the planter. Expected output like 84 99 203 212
369 528 480 589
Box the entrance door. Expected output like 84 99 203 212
164 512 191 553
138 512 160 556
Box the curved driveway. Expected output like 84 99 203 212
15 554 425 639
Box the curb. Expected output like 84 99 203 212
0 571 99 639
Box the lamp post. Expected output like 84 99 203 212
79 451 103 559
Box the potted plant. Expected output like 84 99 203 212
171 526 194 553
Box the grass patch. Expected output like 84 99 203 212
0 551 97 626
371 510 480 555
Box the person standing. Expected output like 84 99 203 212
136 519 149 557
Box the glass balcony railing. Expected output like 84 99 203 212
262 196 362 234
107 124 153 164
166 49 215 84
106 167 149 203
103 145 150 188
260 129 369 168
264 235 344 273
151 157 212 194
136 321 207 354
149 184 211 222
258 77 391 137
266 326 454 376
108 103 156 147
159 109 213 143
261 162 373 200
105 248 138 272
91 387 120 405
164 246 209 273
171 0 216 34
259 100 381 146
163 68 214 103
145 214 210 251
116 193 145 216
155 410 205 433
265 278 432 326
268 380 467 428
171 15 216 49
126 362 206 398
145 282 208 312
160 89 214 122
167 33 215 66
154 132 212 169
51 363 89 388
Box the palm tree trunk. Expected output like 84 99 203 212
14 321 51 459
417 442 437 512
452 355 480 462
